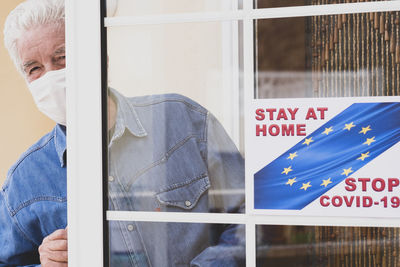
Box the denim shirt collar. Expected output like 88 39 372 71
109 88 147 145
53 89 147 163
54 124 67 167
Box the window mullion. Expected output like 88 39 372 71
66 0 104 266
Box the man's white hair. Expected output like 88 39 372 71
3 0 65 73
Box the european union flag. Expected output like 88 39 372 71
254 102 400 210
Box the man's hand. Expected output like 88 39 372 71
38 227 68 267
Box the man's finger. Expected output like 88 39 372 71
47 239 68 251
47 250 68 263
41 258 68 267
47 229 68 241
40 229 69 267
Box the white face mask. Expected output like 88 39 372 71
28 68 66 126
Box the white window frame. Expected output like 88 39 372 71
66 0 104 266
66 1 400 266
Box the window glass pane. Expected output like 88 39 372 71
255 10 400 267
106 21 244 213
109 221 245 266
256 0 388 9
255 11 400 98
257 225 400 266
106 0 240 17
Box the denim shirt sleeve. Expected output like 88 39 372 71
0 191 41 267
191 112 246 267
204 113 245 213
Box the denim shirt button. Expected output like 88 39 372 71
108 176 115 182
127 224 135 231
185 200 192 207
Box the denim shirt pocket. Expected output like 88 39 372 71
155 174 210 210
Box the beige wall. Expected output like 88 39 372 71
0 0 55 186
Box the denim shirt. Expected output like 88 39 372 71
0 90 245 266
0 125 66 267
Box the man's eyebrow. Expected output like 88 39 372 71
53 46 65 55
22 60 37 71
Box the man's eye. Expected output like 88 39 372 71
29 66 40 74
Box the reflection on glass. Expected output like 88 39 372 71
106 0 239 17
257 225 400 266
256 0 386 9
107 22 242 141
107 88 244 213
109 221 245 266
255 11 400 98
107 21 244 213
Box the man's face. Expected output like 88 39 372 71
16 23 65 83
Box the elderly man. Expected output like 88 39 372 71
0 0 245 266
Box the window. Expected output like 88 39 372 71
66 0 400 266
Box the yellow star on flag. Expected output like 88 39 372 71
344 122 356 131
363 136 376 146
320 178 332 187
281 166 293 175
303 137 314 146
287 152 298 160
342 167 353 176
322 127 333 135
357 151 370 161
359 125 372 135
300 182 312 191
286 177 297 186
